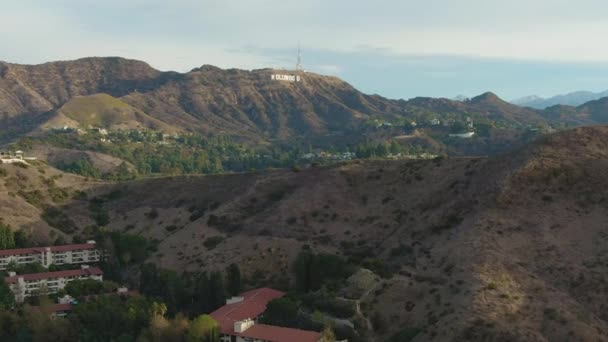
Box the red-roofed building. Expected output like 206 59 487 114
210 288 322 342
4 265 103 302
0 241 100 270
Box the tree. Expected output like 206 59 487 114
294 250 314 292
0 281 15 310
186 315 219 342
64 279 104 298
0 223 15 249
261 297 299 328
321 326 336 342
226 263 241 297
208 271 225 311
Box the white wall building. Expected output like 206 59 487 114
0 241 101 270
5 265 104 302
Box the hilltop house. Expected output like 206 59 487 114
0 241 101 270
0 151 37 164
4 265 103 302
210 288 322 342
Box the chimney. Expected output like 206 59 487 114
81 265 90 269
8 271 16 277
86 240 96 245
234 319 254 333
226 296 244 305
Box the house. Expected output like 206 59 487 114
449 132 476 138
0 241 101 270
4 265 103 303
210 288 322 342
0 151 37 164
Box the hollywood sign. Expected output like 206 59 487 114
271 74 301 82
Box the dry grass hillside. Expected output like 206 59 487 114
42 94 176 132
2 126 608 340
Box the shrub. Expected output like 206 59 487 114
203 236 225 250
146 208 159 219
17 190 45 207
165 225 179 232
390 244 413 257
42 207 78 233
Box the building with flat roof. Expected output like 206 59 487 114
0 241 100 270
210 287 322 342
4 265 103 303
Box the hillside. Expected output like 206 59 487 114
0 57 597 152
4 126 608 340
42 94 177 132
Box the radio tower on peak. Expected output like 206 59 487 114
296 43 304 72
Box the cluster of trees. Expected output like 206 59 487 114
0 224 33 251
21 129 441 180
138 262 242 316
0 223 15 249
0 296 221 342
294 249 355 293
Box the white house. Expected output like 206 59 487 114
449 132 476 138
0 241 101 270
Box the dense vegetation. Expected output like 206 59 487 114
16 129 436 180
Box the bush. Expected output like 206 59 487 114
42 207 78 233
203 236 225 250
146 208 159 220
17 190 44 207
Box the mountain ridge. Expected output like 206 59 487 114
512 89 608 109
2 57 608 157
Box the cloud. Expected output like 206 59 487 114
1 0 608 98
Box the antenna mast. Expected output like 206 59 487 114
296 43 304 72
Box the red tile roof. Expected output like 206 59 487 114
210 288 321 342
232 324 321 342
4 267 103 284
49 243 96 253
0 243 96 257
0 247 46 257
210 287 285 333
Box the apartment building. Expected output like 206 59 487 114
211 288 322 342
4 265 103 302
0 241 101 270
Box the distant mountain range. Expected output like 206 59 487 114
3 57 608 158
512 90 608 109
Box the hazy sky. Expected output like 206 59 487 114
2 0 608 100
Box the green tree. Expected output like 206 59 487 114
0 281 15 309
261 297 299 328
64 279 104 298
208 271 226 311
186 315 219 342
0 223 15 249
226 263 242 297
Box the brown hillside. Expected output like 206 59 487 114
0 57 591 149
1 126 606 340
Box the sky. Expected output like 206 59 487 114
1 0 608 100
